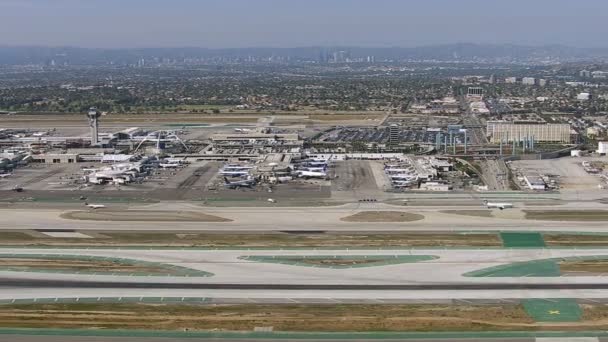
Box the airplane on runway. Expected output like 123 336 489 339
224 176 256 189
483 200 513 210
84 202 106 209
0 173 11 178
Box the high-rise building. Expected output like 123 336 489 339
505 77 517 84
538 79 547 87
389 125 400 144
580 70 592 78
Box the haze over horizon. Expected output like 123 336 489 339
0 0 606 49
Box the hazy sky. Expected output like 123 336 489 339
0 0 606 48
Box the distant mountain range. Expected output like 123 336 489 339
1 43 607 65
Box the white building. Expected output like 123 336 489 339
505 77 517 84
577 92 592 101
524 175 546 190
598 142 608 155
522 77 536 85
486 121 571 143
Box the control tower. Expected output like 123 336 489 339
87 107 102 146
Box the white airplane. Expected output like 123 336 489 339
84 203 106 209
222 165 253 170
234 128 252 132
483 200 513 210
219 169 251 176
0 173 12 179
159 163 180 169
298 167 326 172
295 170 328 179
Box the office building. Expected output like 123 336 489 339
467 87 484 97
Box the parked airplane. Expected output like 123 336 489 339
298 167 326 172
159 163 181 169
483 200 513 210
84 202 106 209
224 177 256 189
0 173 12 178
295 170 328 179
219 169 251 176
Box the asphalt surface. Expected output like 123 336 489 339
6 278 608 291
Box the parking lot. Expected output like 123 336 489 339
319 127 465 144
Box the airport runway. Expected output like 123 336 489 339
2 203 608 232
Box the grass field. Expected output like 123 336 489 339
560 259 608 274
440 210 494 218
0 257 179 275
0 303 540 332
340 211 425 222
0 231 502 247
525 210 608 221
60 210 231 222
544 234 608 247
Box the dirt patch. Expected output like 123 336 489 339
0 303 541 331
60 210 231 222
525 210 608 221
0 231 502 247
341 211 424 222
441 210 494 218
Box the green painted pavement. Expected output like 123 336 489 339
0 254 213 277
465 259 561 277
465 255 608 277
501 232 546 248
523 299 582 322
0 328 606 339
239 255 437 269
